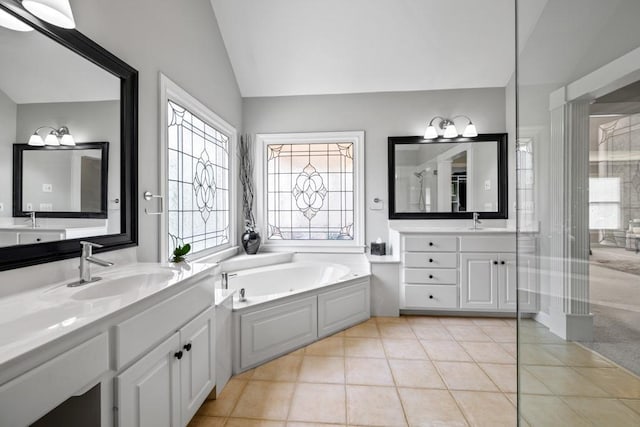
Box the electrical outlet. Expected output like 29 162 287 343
42 183 53 193
26 203 33 211
484 180 491 191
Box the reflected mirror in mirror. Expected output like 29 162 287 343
388 134 508 219
0 19 120 248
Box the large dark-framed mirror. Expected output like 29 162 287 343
388 133 508 220
0 1 138 271
13 142 110 218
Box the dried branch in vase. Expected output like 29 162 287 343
239 134 256 231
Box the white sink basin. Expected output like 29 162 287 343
71 271 176 300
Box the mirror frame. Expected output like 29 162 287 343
13 142 110 219
0 1 138 271
387 133 508 220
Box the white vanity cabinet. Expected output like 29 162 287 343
116 306 215 427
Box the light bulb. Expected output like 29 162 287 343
22 0 75 29
462 123 478 137
443 124 459 138
424 125 439 139
0 8 33 31
28 134 45 146
60 133 75 146
45 133 60 146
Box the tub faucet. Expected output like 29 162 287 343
68 241 114 287
472 212 482 230
221 272 237 289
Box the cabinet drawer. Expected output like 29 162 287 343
404 252 457 268
459 235 515 252
405 235 457 252
404 268 457 284
404 285 458 309
17 231 64 244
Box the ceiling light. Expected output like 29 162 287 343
423 115 478 139
28 125 75 146
22 0 75 29
0 8 33 31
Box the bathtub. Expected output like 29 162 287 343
225 261 355 305
226 260 371 372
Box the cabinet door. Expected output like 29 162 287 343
116 333 181 427
180 307 216 426
460 253 498 309
498 253 517 311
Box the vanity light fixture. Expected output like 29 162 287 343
28 125 75 146
0 7 33 31
22 0 75 29
424 115 478 140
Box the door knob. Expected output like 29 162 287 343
493 261 498 265
429 274 434 279
429 295 434 299
174 351 183 360
501 261 505 265
429 258 433 263
183 343 192 352
429 242 434 246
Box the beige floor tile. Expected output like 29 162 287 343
472 318 511 327
344 337 386 358
298 356 345 384
573 367 640 399
439 317 476 325
382 338 428 359
304 336 344 357
344 320 380 338
231 381 295 420
346 385 407 426
452 391 517 427
499 342 517 358
479 363 517 393
434 361 498 391
225 419 286 427
378 322 416 338
621 399 640 415
198 378 247 417
253 354 302 382
290 348 305 357
411 325 455 341
288 383 346 424
286 423 345 427
479 326 516 343
506 393 517 406
519 395 590 427
188 416 226 427
406 316 444 326
540 344 612 367
233 368 255 380
445 325 493 342
346 357 394 386
519 367 554 395
525 366 610 397
563 397 640 426
388 359 446 389
398 388 468 426
421 340 473 362
374 316 408 324
519 344 564 366
460 342 516 364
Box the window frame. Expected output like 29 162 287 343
159 74 237 262
255 131 365 253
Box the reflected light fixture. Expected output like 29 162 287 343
22 0 75 29
424 115 478 140
28 125 75 146
0 8 33 31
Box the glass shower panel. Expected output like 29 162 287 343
516 1 640 425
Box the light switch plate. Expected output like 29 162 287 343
42 183 53 192
484 180 491 190
26 203 33 211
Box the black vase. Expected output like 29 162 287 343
242 230 261 254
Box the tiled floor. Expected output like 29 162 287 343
189 316 518 427
188 316 640 426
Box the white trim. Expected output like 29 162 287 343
255 131 366 253
159 73 237 261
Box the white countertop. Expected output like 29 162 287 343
0 262 218 373
389 226 517 234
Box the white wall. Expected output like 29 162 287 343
0 0 242 292
0 88 16 219
242 88 508 246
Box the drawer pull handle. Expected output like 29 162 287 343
429 258 433 263
429 242 434 246
493 261 498 265
429 295 434 299
183 343 192 352
174 350 183 360
429 274 434 279
501 261 505 265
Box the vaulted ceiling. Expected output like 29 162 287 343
210 0 547 98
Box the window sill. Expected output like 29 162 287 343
259 244 366 254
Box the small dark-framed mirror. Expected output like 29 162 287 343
13 142 109 218
0 1 138 271
388 133 508 220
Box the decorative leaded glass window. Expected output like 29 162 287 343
166 99 230 257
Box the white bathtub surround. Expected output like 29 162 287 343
0 261 219 427
213 250 293 274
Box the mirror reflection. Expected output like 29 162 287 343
0 21 120 248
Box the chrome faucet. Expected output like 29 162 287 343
68 241 114 287
221 272 237 289
25 211 37 228
473 212 482 230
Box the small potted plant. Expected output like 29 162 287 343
171 243 191 263
239 134 261 254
